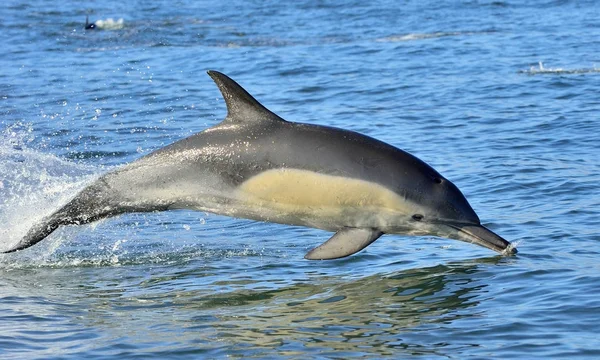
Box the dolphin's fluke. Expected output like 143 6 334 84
2 180 121 253
304 228 384 260
4 213 70 253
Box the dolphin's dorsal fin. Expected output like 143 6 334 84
207 70 285 124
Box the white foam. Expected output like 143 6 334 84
94 18 125 30
521 61 600 75
375 31 479 42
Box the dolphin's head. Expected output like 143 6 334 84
406 174 516 255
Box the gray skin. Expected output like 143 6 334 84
3 71 516 258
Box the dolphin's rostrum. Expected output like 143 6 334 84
3 71 517 258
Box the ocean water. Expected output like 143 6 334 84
1 0 599 358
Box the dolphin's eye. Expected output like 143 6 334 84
412 214 424 221
433 177 442 184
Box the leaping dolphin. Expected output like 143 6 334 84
3 71 516 259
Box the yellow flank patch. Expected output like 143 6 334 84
238 168 411 213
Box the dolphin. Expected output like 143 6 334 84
85 16 96 30
3 71 516 259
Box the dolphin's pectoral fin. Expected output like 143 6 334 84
304 228 384 260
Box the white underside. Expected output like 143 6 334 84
155 168 427 234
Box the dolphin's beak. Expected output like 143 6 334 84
446 223 517 255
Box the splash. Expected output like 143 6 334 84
520 62 600 75
502 241 519 256
88 18 125 31
0 124 100 255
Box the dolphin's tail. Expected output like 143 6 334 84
4 211 79 253
3 180 122 253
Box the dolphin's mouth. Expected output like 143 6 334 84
445 223 517 255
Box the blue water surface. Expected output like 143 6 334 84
1 0 599 358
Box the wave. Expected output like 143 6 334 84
520 62 600 75
375 31 491 42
